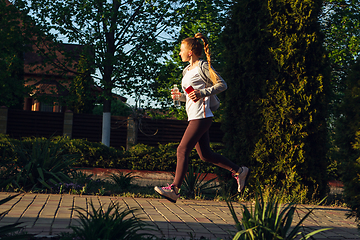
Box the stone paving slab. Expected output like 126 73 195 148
0 192 359 239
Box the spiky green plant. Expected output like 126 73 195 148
109 171 136 191
65 200 154 240
180 166 218 198
227 185 331 240
9 137 78 191
69 171 94 186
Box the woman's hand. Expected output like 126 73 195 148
171 89 181 100
188 89 201 102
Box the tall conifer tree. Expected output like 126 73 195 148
336 59 360 225
222 0 330 198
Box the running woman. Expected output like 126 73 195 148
154 33 250 203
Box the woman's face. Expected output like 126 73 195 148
179 43 191 62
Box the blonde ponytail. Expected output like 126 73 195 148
194 33 218 85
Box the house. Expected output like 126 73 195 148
23 42 127 113
4 0 126 113
23 43 84 112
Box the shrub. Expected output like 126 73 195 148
51 136 128 169
0 135 221 174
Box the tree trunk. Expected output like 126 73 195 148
101 0 118 147
101 67 112 147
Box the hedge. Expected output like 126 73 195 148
0 135 220 173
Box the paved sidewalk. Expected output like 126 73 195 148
0 192 358 240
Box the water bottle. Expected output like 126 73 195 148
173 84 181 107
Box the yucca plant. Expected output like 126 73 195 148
10 137 78 191
108 171 136 191
227 185 332 240
0 194 33 240
63 200 154 240
180 166 218 198
69 171 93 187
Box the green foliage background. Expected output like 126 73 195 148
0 0 32 109
221 0 330 199
66 56 96 114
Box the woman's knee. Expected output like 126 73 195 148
199 151 216 163
177 144 189 157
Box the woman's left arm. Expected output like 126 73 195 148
190 72 227 102
198 62 227 97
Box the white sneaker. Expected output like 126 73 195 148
154 184 180 203
233 167 251 192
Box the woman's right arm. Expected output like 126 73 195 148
171 89 186 102
179 93 186 102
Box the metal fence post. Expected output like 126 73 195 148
126 116 138 150
0 106 8 134
63 110 73 138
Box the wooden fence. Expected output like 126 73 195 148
0 108 224 149
6 109 64 139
